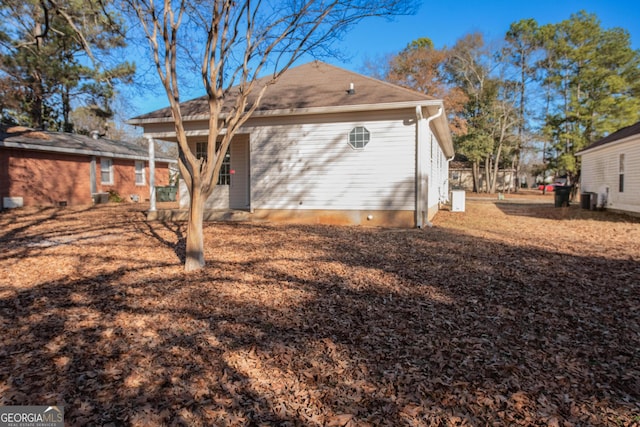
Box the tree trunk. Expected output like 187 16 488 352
484 156 492 193
184 185 206 272
31 22 44 129
30 72 44 129
62 85 72 132
511 154 518 193
515 53 525 193
472 161 480 193
491 144 503 193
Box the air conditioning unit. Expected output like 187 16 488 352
92 192 109 204
3 197 23 209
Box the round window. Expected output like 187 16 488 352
348 126 370 149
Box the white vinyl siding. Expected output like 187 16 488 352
100 158 113 185
176 108 453 222
249 113 416 211
580 136 640 214
434 139 450 204
427 131 449 207
135 161 145 185
417 116 449 215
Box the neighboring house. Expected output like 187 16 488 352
0 127 175 208
577 120 640 214
449 160 517 192
128 61 454 228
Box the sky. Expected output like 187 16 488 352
127 0 640 118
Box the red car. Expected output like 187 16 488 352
538 184 556 192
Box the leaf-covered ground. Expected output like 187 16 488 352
0 193 639 426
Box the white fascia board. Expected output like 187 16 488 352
0 141 176 163
127 100 444 125
576 135 639 156
143 129 228 140
136 100 452 146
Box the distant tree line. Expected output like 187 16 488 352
373 11 640 193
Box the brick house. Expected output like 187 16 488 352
0 126 175 208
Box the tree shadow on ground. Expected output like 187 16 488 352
0 205 638 425
494 201 640 223
132 214 187 264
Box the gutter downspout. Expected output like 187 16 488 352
416 105 443 228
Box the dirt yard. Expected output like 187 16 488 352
0 195 638 426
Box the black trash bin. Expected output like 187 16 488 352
554 185 572 207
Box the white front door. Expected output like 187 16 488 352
230 134 250 210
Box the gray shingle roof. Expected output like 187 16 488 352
131 61 436 121
578 121 640 154
0 127 175 163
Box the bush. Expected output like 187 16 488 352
108 189 123 203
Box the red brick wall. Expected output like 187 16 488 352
98 157 171 203
1 148 92 206
1 148 172 207
0 148 9 202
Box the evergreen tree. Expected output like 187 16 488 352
0 0 134 130
538 11 640 183
502 18 542 190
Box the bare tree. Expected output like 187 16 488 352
486 93 519 193
384 37 468 136
127 0 417 271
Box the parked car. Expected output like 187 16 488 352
538 180 568 192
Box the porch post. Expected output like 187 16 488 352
147 136 156 212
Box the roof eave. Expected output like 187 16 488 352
0 141 176 163
132 100 455 157
576 133 639 156
127 100 443 126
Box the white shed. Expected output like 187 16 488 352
128 61 454 228
577 121 640 215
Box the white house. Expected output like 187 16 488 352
577 121 640 215
128 61 453 228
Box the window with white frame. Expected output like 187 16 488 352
194 141 231 185
348 126 370 149
196 142 208 160
135 161 145 185
217 143 231 185
100 158 113 185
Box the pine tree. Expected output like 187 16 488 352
538 11 640 183
0 0 134 130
